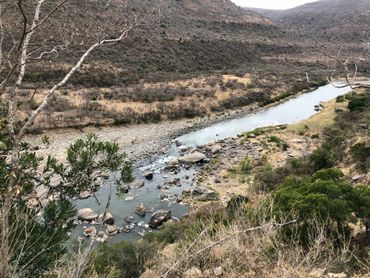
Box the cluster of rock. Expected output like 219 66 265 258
77 207 172 242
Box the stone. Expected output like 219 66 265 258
178 151 206 164
144 171 154 180
96 231 108 242
106 225 120 235
77 208 98 221
99 212 114 225
184 267 202 278
178 145 189 152
123 216 134 224
166 159 180 170
79 191 92 200
83 226 97 237
352 174 365 182
211 144 222 154
148 209 172 228
135 203 146 217
129 179 145 189
192 186 219 201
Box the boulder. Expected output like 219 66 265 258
106 225 120 235
129 179 145 189
79 191 92 200
166 159 180 170
83 226 97 237
96 231 108 243
178 151 206 164
77 208 98 221
211 144 222 154
99 212 114 225
135 203 146 217
148 209 172 228
144 171 154 180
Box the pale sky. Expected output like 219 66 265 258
231 0 319 10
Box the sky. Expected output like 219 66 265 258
231 0 318 10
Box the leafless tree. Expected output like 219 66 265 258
0 1 162 277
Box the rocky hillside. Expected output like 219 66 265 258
250 0 370 43
3 0 295 87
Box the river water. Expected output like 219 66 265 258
72 84 352 242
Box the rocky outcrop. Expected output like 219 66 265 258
149 210 172 228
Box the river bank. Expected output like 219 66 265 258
26 83 326 165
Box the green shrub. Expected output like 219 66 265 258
274 169 355 244
89 241 155 278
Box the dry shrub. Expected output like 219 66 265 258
147 202 364 278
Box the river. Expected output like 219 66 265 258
72 83 352 243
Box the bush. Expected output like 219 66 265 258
274 169 355 244
351 142 370 172
89 241 155 278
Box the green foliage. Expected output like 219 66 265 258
240 157 253 174
336 95 345 103
273 169 356 243
351 142 370 172
89 241 155 278
353 185 370 233
348 95 369 112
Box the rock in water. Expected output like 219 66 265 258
77 208 98 221
135 203 146 217
148 209 171 228
144 171 154 180
99 212 114 225
178 151 206 164
96 231 108 243
79 191 92 199
129 179 145 189
83 226 97 237
106 225 120 235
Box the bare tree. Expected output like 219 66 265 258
0 1 161 277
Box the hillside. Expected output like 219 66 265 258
2 0 290 87
250 0 370 43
